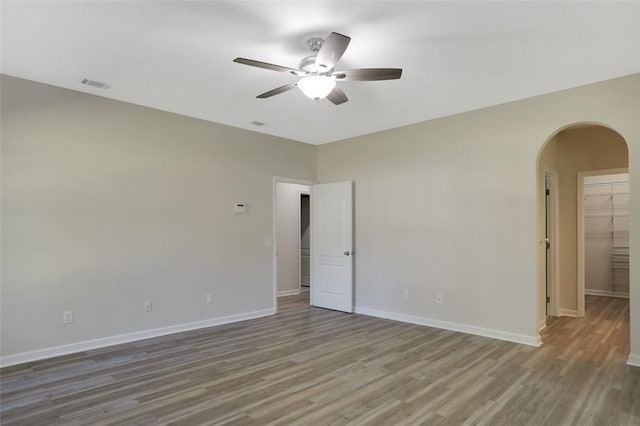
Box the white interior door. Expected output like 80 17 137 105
311 181 353 312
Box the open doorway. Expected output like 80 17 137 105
537 124 629 346
273 178 355 314
579 170 629 304
273 178 312 312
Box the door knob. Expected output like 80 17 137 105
344 251 351 256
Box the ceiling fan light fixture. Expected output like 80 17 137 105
297 75 336 100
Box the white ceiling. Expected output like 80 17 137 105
2 1 639 145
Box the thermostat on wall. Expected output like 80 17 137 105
234 203 246 214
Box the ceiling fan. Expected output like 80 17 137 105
233 32 402 105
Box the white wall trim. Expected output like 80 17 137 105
277 289 301 297
538 318 547 332
354 306 541 347
0 308 274 368
557 308 579 317
585 289 629 299
628 353 640 367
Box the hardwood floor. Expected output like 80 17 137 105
1 294 638 425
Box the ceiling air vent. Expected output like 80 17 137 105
80 78 111 90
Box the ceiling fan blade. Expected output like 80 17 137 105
234 58 301 75
256 83 298 99
333 68 403 81
327 86 348 105
315 32 351 71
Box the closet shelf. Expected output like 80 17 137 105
584 213 629 218
583 192 629 197
584 176 629 296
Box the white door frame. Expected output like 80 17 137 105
577 167 628 317
299 193 311 289
273 176 314 313
544 168 559 318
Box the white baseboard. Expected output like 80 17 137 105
0 308 275 368
538 318 547 332
628 353 640 368
557 308 578 317
277 289 301 297
354 306 541 347
585 289 629 299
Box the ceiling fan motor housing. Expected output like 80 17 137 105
300 37 328 74
299 55 327 74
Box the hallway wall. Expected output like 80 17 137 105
538 126 628 317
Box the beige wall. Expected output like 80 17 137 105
2 72 640 366
318 74 640 359
1 75 317 361
539 126 628 317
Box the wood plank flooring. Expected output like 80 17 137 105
1 294 638 425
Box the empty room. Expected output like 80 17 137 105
1 1 639 425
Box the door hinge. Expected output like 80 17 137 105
546 241 550 249
546 296 550 303
545 189 550 195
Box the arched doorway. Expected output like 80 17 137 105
536 123 630 345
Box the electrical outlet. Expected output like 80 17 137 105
63 311 73 324
403 289 409 300
144 300 152 312
436 293 444 304
206 292 214 304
